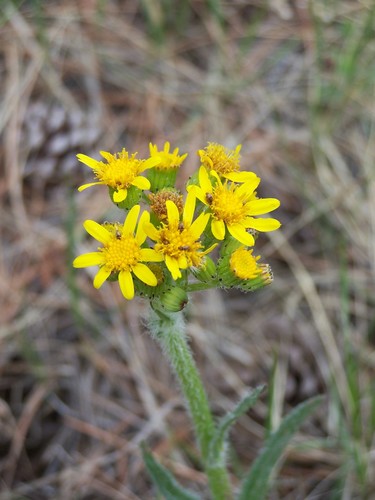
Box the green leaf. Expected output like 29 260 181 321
237 395 324 500
209 385 265 464
142 444 201 500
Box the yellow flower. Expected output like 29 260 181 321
144 192 216 280
77 149 160 203
148 142 187 191
198 142 256 182
188 167 280 246
229 247 262 280
149 141 187 170
73 205 163 300
217 244 273 291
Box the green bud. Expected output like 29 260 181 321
191 257 217 282
217 253 272 292
160 287 188 312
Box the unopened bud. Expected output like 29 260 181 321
161 287 188 312
148 189 183 221
191 257 217 282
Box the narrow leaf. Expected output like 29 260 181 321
142 444 200 500
209 385 265 463
237 395 323 500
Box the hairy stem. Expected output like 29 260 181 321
148 306 232 499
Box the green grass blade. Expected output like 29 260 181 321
237 395 324 500
209 385 265 464
142 444 200 500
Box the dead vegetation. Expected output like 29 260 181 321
1 1 375 498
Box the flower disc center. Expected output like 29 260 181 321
102 234 141 272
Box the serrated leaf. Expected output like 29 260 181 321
237 395 324 500
142 444 200 500
209 385 265 463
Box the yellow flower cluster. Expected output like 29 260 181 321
73 142 280 306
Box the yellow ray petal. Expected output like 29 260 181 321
236 177 261 198
246 217 281 232
202 243 218 255
77 154 99 169
113 189 127 203
198 166 213 193
136 210 150 244
118 270 134 300
183 191 196 226
165 255 181 280
186 185 206 204
144 156 161 169
132 176 151 190
84 220 112 244
166 200 180 224
123 204 140 234
133 263 157 286
190 212 210 239
140 248 164 262
227 224 255 246
143 222 160 242
100 151 114 162
73 252 104 268
93 267 111 288
209 169 222 183
78 181 104 192
224 171 258 183
211 219 225 240
246 198 280 215
178 254 188 269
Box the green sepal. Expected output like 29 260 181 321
141 443 201 500
237 395 324 500
235 270 272 293
148 167 178 192
208 385 265 466
219 236 242 258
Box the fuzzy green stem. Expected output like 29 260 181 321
148 307 232 500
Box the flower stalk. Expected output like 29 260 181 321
149 306 232 500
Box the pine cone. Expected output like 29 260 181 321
21 100 101 195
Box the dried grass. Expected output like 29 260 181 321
1 1 375 499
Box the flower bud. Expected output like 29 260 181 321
191 257 217 282
148 189 183 221
160 287 188 312
147 142 187 191
217 246 272 292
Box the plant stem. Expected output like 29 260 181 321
148 306 232 499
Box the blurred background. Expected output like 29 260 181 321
1 1 375 498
